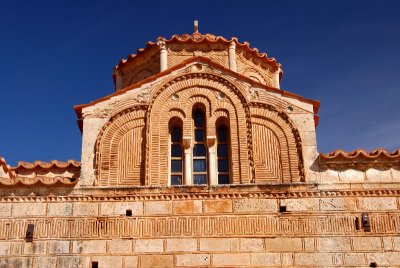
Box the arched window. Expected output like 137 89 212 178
192 109 207 184
217 121 231 184
170 121 183 185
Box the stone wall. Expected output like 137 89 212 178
0 183 399 267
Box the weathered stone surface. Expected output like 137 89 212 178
366 168 392 181
73 203 98 216
0 203 12 217
109 240 132 253
166 238 197 252
344 253 367 266
200 238 239 252
176 254 210 266
0 257 33 268
358 197 398 210
59 256 89 268
48 240 70 254
140 255 174 267
34 257 57 268
72 240 106 254
173 200 202 214
203 200 232 213
13 203 46 217
48 203 73 216
240 238 264 251
0 242 10 256
285 198 319 212
91 256 123 268
319 198 357 211
233 199 277 212
124 256 138 268
212 253 250 266
23 241 46 255
294 253 334 266
339 169 365 182
317 237 351 252
144 201 172 215
264 238 302 252
352 237 382 251
135 239 164 252
251 253 281 266
366 252 400 266
100 202 143 216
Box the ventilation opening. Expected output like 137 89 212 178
279 206 287 213
126 209 132 217
25 224 34 242
91 261 99 268
369 262 377 267
355 217 360 230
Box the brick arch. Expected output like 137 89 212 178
250 103 304 182
146 73 254 185
95 106 147 186
243 67 269 86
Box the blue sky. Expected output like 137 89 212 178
1 0 399 165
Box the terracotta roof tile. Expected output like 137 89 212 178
319 148 400 169
14 160 81 170
0 157 16 178
114 32 282 76
0 176 79 186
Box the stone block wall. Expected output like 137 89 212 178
0 183 399 267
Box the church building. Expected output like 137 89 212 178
1 23 399 267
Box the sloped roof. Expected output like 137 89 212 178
113 32 282 83
319 148 400 168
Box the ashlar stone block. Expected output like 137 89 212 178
140 255 173 267
144 201 172 215
251 253 281 266
200 238 239 252
176 254 210 266
264 237 302 252
166 238 197 252
212 253 250 266
72 240 106 254
100 202 143 216
135 239 164 252
317 237 351 252
48 240 70 254
13 203 46 217
203 200 232 213
233 199 277 213
109 240 132 254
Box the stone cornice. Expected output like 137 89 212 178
1 183 400 202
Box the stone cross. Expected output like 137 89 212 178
194 20 199 33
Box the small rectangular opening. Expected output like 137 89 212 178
279 206 287 213
369 262 377 267
126 209 132 217
355 217 360 230
362 212 371 232
91 261 99 268
25 224 34 242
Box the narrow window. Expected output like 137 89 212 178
217 125 231 184
170 125 183 185
193 109 207 184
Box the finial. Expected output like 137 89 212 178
194 20 199 33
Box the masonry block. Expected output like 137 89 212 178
285 198 319 212
0 203 12 217
91 256 122 268
13 203 46 217
0 242 10 256
59 256 89 268
251 253 281 266
109 240 132 254
358 197 397 211
34 257 57 268
173 200 202 214
294 253 334 266
23 241 46 255
239 238 264 251
212 253 250 266
73 203 98 216
48 240 70 254
100 202 143 216
317 237 351 252
48 203 73 216
72 240 106 254
344 253 367 266
144 201 172 215
203 200 232 213
135 239 164 252
264 237 302 252
124 256 138 268
352 237 382 251
233 199 277 212
200 238 239 251
176 254 210 266
166 238 197 252
140 255 173 267
319 198 357 211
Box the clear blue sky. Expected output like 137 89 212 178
1 0 399 165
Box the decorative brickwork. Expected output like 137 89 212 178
95 106 147 186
